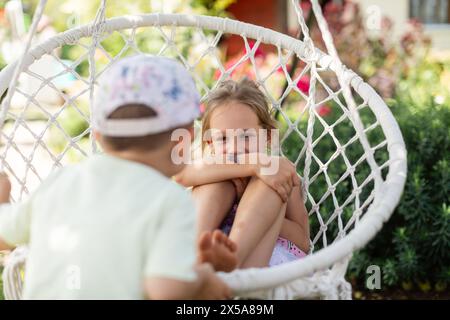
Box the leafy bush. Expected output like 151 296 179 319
281 1 449 292
279 57 449 292
347 58 450 292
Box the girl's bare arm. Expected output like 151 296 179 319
174 155 257 187
174 154 300 202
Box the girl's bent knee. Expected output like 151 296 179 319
247 176 279 198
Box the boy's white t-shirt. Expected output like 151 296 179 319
0 154 198 299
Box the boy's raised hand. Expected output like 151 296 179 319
144 263 231 300
195 263 232 300
255 156 300 202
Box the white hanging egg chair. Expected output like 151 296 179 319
0 0 407 299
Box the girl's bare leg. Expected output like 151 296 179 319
228 177 285 267
191 181 236 238
193 182 239 272
240 204 286 268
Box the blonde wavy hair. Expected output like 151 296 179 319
201 78 277 149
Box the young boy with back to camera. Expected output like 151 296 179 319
0 55 237 300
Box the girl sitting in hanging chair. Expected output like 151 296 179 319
175 78 310 269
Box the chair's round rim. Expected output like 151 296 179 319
0 13 407 292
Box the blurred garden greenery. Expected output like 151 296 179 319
0 0 449 298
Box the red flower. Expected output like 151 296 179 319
300 0 312 16
214 57 255 80
247 40 265 58
296 75 310 93
324 2 342 14
317 104 332 117
277 63 292 74
213 66 223 80
213 57 238 80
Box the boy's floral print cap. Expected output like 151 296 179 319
93 54 201 137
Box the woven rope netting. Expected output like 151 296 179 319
0 0 407 299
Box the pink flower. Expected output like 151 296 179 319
317 104 332 117
213 67 222 80
324 2 342 14
277 63 292 74
0 8 5 21
247 40 265 58
381 16 393 32
296 75 310 93
300 1 312 16
214 57 255 80
213 57 238 80
200 103 206 113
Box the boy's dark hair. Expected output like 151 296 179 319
102 104 172 151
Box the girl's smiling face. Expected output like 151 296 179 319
201 78 278 157
208 101 263 155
